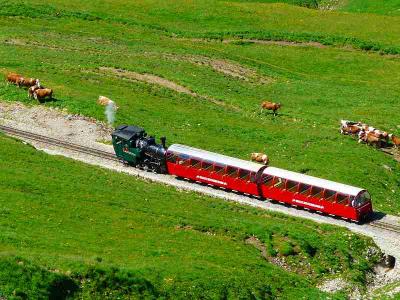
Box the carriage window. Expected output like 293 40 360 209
239 169 250 180
352 192 371 207
190 159 201 169
310 186 323 198
286 180 298 192
214 164 225 174
299 184 311 195
178 154 191 166
250 172 257 183
274 177 285 189
336 193 349 205
167 152 177 163
262 175 274 186
202 161 213 171
226 166 238 178
324 190 336 202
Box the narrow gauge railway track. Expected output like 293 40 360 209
2 124 400 236
370 220 400 234
0 125 118 162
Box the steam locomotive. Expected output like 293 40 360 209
111 125 373 222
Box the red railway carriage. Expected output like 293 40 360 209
259 167 373 221
166 144 264 196
165 144 372 222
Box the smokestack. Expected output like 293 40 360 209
160 136 166 149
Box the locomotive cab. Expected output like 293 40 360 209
112 125 145 165
111 125 167 173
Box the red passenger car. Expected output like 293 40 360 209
166 144 372 222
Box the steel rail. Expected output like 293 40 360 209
2 124 400 236
0 125 119 162
369 220 400 234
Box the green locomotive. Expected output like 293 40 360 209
111 125 167 173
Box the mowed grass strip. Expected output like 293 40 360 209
0 135 381 298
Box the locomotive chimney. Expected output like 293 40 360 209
160 136 166 149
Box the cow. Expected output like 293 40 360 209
251 152 269 165
98 95 119 110
359 131 382 148
6 73 24 86
389 134 400 148
341 125 361 135
28 85 41 99
261 101 281 115
19 78 40 88
33 88 53 102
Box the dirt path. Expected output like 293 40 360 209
93 67 241 111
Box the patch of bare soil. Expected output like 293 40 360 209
99 67 196 96
245 236 291 271
162 54 272 84
381 147 400 162
0 101 113 151
96 67 240 111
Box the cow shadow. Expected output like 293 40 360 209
37 97 59 104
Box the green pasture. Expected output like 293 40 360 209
0 135 381 298
0 1 399 297
0 6 399 214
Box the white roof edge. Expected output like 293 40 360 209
264 167 364 196
167 144 365 197
167 144 263 173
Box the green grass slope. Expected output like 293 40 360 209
340 0 400 15
0 135 381 298
0 2 399 214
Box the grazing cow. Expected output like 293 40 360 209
359 131 382 147
389 134 400 148
251 152 269 165
33 88 53 102
6 73 24 86
97 95 119 110
20 78 40 88
261 101 281 115
28 85 41 99
341 125 361 135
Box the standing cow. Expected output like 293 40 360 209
6 73 24 86
33 88 53 102
20 78 40 88
261 101 282 116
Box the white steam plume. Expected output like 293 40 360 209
105 100 117 125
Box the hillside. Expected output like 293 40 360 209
0 0 399 298
0 0 399 214
0 134 382 298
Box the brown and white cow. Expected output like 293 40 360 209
359 131 382 147
261 101 281 115
28 85 41 99
20 78 40 88
251 152 269 165
33 88 53 102
341 125 361 135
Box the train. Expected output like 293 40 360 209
111 125 373 222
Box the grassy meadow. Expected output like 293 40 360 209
0 0 399 214
0 0 399 298
0 135 381 298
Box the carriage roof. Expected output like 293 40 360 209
263 167 364 196
167 144 263 173
167 144 365 197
